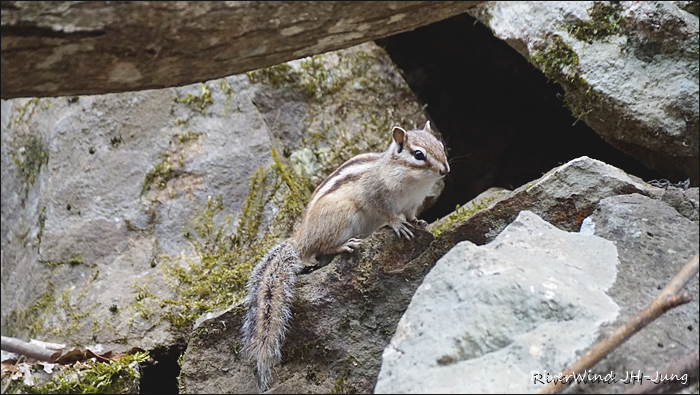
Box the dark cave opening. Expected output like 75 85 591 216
139 343 185 394
376 13 663 223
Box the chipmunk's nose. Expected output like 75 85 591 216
439 163 450 176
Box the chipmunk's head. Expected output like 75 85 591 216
391 121 450 178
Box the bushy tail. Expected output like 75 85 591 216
241 240 301 392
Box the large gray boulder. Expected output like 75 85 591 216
468 1 699 184
375 210 621 393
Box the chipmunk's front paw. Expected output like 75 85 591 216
389 220 414 240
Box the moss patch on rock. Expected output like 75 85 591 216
530 35 581 83
174 83 214 115
6 351 148 394
567 1 624 43
8 98 53 127
3 263 101 342
11 136 49 188
528 2 627 123
530 35 604 123
429 196 498 237
141 154 173 195
136 145 310 328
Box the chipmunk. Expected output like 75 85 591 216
241 121 449 391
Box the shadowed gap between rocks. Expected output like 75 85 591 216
376 13 665 223
139 343 186 394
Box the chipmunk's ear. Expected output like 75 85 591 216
392 126 406 153
424 121 432 133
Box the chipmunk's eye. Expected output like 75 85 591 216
413 150 426 161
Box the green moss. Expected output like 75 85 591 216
429 196 498 237
38 254 95 269
139 46 420 329
141 154 173 195
174 130 202 144
270 147 309 218
27 282 57 337
530 2 624 124
136 139 314 328
219 79 236 114
156 178 283 326
1 281 55 338
330 355 360 394
12 136 49 187
3 261 103 341
175 83 214 115
563 83 603 124
9 98 53 127
220 79 234 100
37 207 47 246
567 1 624 43
16 351 148 394
247 63 299 89
247 54 348 101
331 375 346 394
141 130 203 196
110 134 123 148
530 35 600 123
530 35 581 83
298 56 344 99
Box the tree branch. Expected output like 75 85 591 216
1 336 62 362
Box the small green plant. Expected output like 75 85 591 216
19 351 149 394
38 254 95 268
173 130 202 144
12 136 49 187
174 83 214 115
567 1 624 43
110 134 123 148
430 196 498 237
37 207 47 246
141 154 173 195
530 35 581 83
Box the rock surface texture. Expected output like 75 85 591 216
578 193 699 394
375 210 620 393
0 1 482 99
469 1 699 184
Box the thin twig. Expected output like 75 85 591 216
1 335 61 363
540 253 699 394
